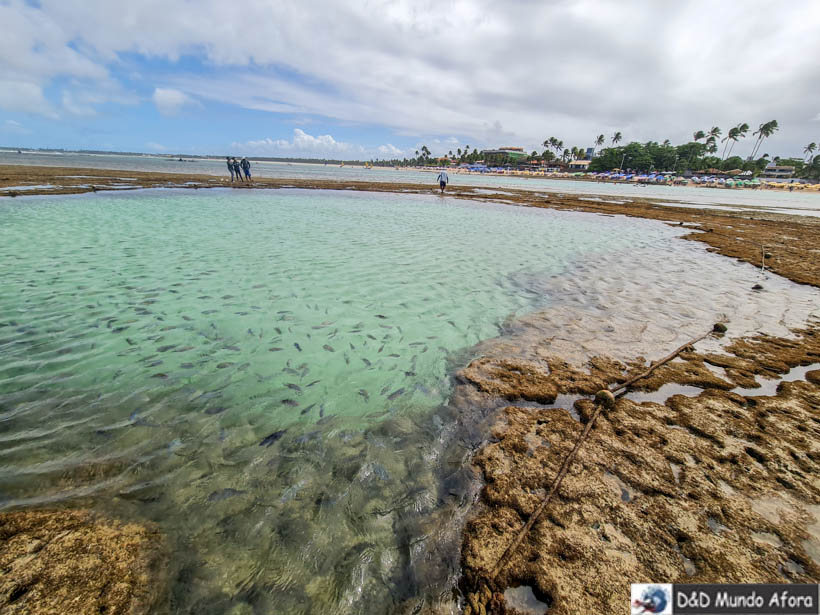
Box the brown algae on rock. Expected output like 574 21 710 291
0 509 166 615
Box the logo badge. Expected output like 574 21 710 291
631 584 672 614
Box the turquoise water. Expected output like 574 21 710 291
1 188 818 613
1 189 641 613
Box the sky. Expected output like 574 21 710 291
1 0 819 160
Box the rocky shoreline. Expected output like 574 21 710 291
2 164 819 614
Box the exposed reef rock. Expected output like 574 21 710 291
0 509 167 615
460 326 820 614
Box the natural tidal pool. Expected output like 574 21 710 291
1 188 819 613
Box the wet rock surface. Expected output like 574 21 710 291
0 509 167 615
459 326 820 614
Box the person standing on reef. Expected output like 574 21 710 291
232 157 244 182
241 157 251 181
436 169 449 193
226 156 235 182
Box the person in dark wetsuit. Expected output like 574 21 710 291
226 156 235 181
241 157 251 181
232 158 244 182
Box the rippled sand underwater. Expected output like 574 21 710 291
1 188 818 613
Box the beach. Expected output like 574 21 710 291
1 163 819 614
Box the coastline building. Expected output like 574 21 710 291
480 146 528 161
760 164 795 179
568 159 591 171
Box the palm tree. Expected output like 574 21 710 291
662 139 671 147
611 132 622 145
693 130 706 142
708 126 721 141
804 142 817 162
748 120 778 160
562 148 571 162
595 134 605 147
721 123 748 159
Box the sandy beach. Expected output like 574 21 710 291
1 164 819 614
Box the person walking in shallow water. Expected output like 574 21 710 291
226 156 235 181
436 169 449 193
241 157 251 181
232 158 244 182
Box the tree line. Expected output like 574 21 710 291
371 120 820 180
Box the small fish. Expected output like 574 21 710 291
358 389 370 402
207 488 246 502
260 430 287 446
367 334 377 341
181 315 193 321
112 326 128 333
125 338 136 346
323 344 335 352
269 347 284 352
404 371 416 377
151 373 168 379
387 353 400 358
158 345 176 352
300 403 317 415
216 362 233 369
205 406 227 415
306 379 320 387
282 367 299 375
361 358 372 367
286 383 302 393
275 327 282 334
181 362 195 369
349 342 356 350
282 399 299 407
387 388 405 401
375 314 387 319
224 345 241 352
294 342 302 352
319 404 325 418
147 360 163 367
378 345 384 353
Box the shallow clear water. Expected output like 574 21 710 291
0 189 646 613
3 150 819 214
1 188 818 614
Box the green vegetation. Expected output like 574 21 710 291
372 118 819 181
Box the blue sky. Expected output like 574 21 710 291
1 0 819 160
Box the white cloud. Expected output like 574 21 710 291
233 129 356 156
0 80 57 118
2 0 820 154
2 119 30 134
152 87 192 116
377 143 403 157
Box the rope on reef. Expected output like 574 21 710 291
483 322 728 588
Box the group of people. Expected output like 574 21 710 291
227 157 251 182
